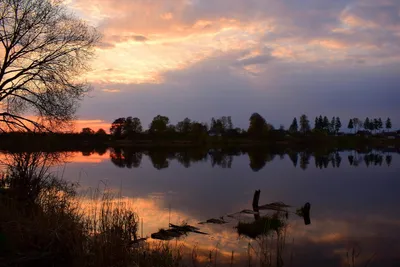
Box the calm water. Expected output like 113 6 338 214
2 148 400 266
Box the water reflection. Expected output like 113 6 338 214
1 149 400 266
107 148 399 171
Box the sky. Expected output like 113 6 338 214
67 0 400 131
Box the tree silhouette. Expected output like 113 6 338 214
124 117 142 136
110 118 126 138
373 118 379 133
330 117 336 133
317 115 323 130
176 118 192 133
323 116 329 131
335 117 342 134
289 118 298 133
0 0 100 132
364 118 371 131
248 113 270 137
386 118 392 131
352 118 362 132
314 117 319 130
149 115 169 133
96 128 107 136
299 115 310 134
81 127 94 135
348 119 354 133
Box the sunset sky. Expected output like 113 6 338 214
67 0 400 131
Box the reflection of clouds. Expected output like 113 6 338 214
65 152 110 164
77 194 400 266
8 150 399 265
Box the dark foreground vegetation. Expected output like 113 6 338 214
0 152 186 267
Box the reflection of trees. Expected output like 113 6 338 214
80 146 108 157
288 153 298 167
94 146 107 156
348 152 390 167
106 148 394 170
386 155 392 166
175 150 208 168
314 152 342 169
110 148 142 168
314 154 330 169
146 150 169 170
248 150 276 172
363 153 383 167
300 152 311 170
209 149 233 169
110 148 125 168
124 150 143 168
334 153 342 168
348 154 363 166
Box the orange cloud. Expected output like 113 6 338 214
310 39 348 50
101 88 121 93
67 0 400 86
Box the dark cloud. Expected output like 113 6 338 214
79 49 400 129
75 0 400 129
131 35 148 42
235 54 274 66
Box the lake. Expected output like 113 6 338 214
1 148 400 266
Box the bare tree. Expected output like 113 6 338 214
0 0 100 132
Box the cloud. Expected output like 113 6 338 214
101 88 121 93
131 35 148 42
68 0 400 128
71 0 400 86
235 54 275 66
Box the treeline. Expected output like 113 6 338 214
101 114 395 139
347 117 392 133
107 148 396 171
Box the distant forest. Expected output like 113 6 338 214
79 114 395 139
1 114 398 151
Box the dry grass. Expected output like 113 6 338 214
0 153 184 267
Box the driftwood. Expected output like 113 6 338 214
253 190 311 225
302 203 311 225
151 223 208 240
253 189 261 220
169 223 208 235
198 217 228 224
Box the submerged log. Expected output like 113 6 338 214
252 190 261 211
252 189 261 220
302 202 311 225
